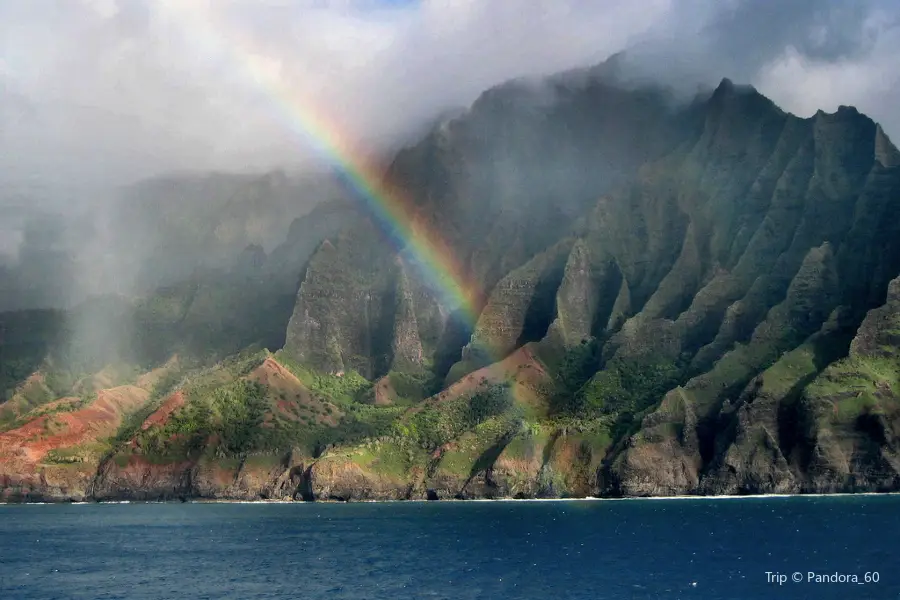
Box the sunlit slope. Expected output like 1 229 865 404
1 60 900 500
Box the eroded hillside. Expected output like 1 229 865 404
2 60 899 501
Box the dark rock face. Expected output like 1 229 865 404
597 90 900 496
799 278 900 493
271 71 900 499
283 66 691 380
448 241 572 383
283 221 445 379
4 57 900 502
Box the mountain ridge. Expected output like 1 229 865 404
1 61 899 502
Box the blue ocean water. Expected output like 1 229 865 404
0 496 897 600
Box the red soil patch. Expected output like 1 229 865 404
495 452 542 475
275 399 307 420
372 376 398 406
247 358 307 394
431 344 552 411
0 385 150 472
246 357 341 426
552 438 579 467
141 391 185 431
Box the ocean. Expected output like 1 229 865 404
1 495 897 599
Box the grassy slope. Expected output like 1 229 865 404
65 338 613 499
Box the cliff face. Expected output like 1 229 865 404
800 277 900 492
447 241 573 383
282 221 445 379
278 68 691 381
593 90 900 496
3 59 900 502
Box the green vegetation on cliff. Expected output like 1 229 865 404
394 383 518 451
274 350 372 404
3 61 900 502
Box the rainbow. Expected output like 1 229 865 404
153 3 545 403
155 1 481 323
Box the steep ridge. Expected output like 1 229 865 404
800 276 900 491
592 93 900 493
280 66 693 380
283 220 445 379
127 198 360 366
2 60 900 501
447 240 573 383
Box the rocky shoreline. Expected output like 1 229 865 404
3 490 899 505
4 456 899 504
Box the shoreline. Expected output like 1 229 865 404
2 491 899 506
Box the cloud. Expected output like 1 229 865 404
754 7 900 128
1 0 899 203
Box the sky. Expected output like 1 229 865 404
1 0 899 206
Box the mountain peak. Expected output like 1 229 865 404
716 77 735 93
710 77 759 101
814 104 867 123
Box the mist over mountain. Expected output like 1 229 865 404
0 169 354 312
1 2 900 503
2 0 898 202
1 46 899 501
3 0 898 304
